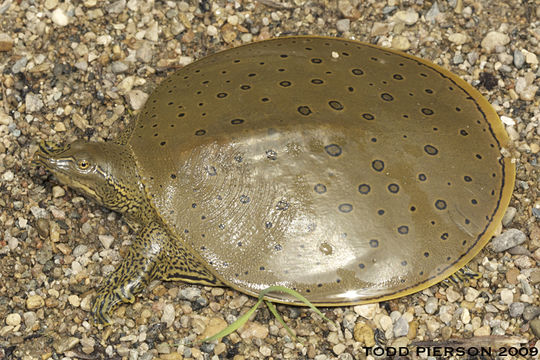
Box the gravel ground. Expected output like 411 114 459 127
0 0 539 359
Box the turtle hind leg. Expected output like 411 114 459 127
91 221 221 324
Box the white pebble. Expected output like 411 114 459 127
52 186 65 198
448 33 468 45
481 31 510 53
500 116 515 126
68 295 81 307
6 313 21 326
392 9 419 25
207 25 218 37
98 235 115 249
500 289 514 304
126 89 149 110
2 170 14 182
51 8 69 27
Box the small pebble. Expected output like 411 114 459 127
52 186 65 198
6 313 21 326
161 304 175 327
391 36 410 50
25 93 44 113
425 297 438 314
393 316 409 337
513 49 525 68
491 229 526 252
508 302 525 317
239 322 269 339
0 33 13 51
448 33 468 45
98 235 114 249
26 295 45 310
392 9 419 25
179 287 201 301
51 8 69 26
333 343 346 355
126 90 149 110
500 289 514 304
336 19 350 33
530 319 540 338
481 31 510 53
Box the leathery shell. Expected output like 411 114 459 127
130 37 514 305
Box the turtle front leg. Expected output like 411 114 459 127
92 221 221 324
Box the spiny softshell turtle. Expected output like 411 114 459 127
33 36 515 324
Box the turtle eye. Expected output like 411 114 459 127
77 159 90 170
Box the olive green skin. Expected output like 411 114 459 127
34 36 514 324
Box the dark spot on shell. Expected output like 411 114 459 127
192 203 197 208
435 200 447 210
324 144 342 157
217 92 227 98
401 260 408 266
261 97 270 102
441 233 449 240
240 85 251 90
195 129 206 136
358 184 371 194
280 54 288 58
362 113 375 120
381 93 394 101
177 113 185 117
424 145 439 156
418 173 427 181
265 222 273 229
259 266 265 271
266 149 277 160
351 68 364 75
393 74 404 80
329 100 344 110
359 263 365 269
160 141 166 146
239 195 250 204
388 183 400 193
464 175 472 182
369 239 379 248
397 225 409 234
372 160 385 172
311 79 324 84
274 244 282 251
311 58 322 64
424 252 429 257
425 89 434 94
314 184 327 194
475 154 483 159
279 80 292 87
237 241 243 247
460 129 469 136
338 203 353 213
231 119 244 125
421 108 434 115
471 199 478 205
276 200 289 211
170 174 177 179
371 137 377 142
219 223 225 230
298 106 312 116
377 209 385 215
455 107 462 112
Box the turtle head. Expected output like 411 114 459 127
33 140 147 220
